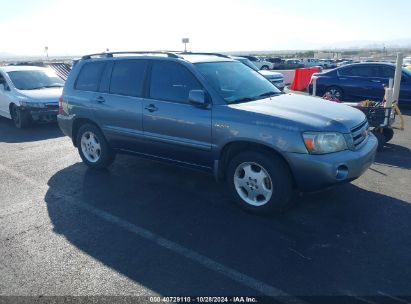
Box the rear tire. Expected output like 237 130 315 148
10 104 31 129
76 123 115 169
226 150 293 215
382 128 394 143
324 86 344 101
261 65 269 70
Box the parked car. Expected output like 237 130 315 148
58 51 377 215
241 56 273 70
300 58 323 67
266 57 282 65
309 63 411 106
274 59 305 70
0 66 64 128
319 59 337 69
230 56 285 90
337 60 354 67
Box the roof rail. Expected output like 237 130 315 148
177 52 231 59
81 51 181 60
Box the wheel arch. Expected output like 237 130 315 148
71 118 104 147
216 140 296 187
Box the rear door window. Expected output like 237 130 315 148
75 61 106 91
149 61 202 103
109 60 148 97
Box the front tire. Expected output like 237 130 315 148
11 105 31 129
261 65 269 70
76 124 115 169
373 130 385 151
226 151 293 215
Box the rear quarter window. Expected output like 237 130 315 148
75 61 106 91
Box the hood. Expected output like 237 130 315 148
229 93 365 133
16 88 62 104
259 70 283 79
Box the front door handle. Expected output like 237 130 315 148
95 96 105 103
371 80 381 83
145 104 158 112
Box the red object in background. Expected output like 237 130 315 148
290 67 320 91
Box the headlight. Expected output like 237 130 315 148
20 101 46 108
303 132 348 154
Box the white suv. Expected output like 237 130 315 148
301 58 324 67
0 66 64 128
242 56 274 70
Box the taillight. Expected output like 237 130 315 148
58 96 63 115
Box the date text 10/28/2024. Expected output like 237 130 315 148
149 297 258 303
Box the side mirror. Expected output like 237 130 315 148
189 90 208 107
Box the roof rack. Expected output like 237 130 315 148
177 52 231 59
81 51 181 60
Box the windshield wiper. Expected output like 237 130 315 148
254 91 280 99
228 91 281 104
41 85 64 88
229 97 256 104
20 85 62 90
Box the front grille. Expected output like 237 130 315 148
351 119 369 148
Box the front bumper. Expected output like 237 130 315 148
284 133 378 191
270 79 285 91
25 107 58 122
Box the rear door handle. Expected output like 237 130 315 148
95 96 105 103
371 80 381 83
145 104 158 112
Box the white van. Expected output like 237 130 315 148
0 66 64 128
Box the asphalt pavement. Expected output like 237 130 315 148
0 109 410 303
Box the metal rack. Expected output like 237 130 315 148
81 51 181 60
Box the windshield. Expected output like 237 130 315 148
7 69 65 90
195 61 280 104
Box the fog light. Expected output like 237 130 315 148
336 165 348 180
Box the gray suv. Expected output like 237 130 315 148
58 51 378 214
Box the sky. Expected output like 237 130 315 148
1 0 410 57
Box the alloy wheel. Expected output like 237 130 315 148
233 162 273 206
81 131 102 163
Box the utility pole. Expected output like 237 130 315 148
182 38 189 52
